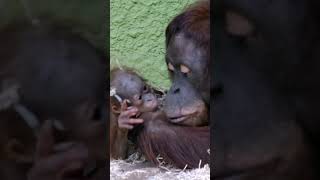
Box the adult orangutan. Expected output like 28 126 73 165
120 0 211 169
213 0 320 179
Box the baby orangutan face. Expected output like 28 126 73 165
110 69 159 114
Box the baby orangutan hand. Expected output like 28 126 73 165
118 100 144 129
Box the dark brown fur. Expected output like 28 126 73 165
137 111 210 169
0 24 106 179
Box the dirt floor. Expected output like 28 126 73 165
110 160 210 180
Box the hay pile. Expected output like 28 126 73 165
110 160 210 180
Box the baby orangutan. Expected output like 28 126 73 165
109 68 159 159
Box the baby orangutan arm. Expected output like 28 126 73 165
110 99 144 159
27 120 90 180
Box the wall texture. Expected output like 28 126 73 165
111 0 195 89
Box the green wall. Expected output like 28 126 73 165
111 0 195 89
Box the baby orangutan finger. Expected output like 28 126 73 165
120 100 127 111
119 124 134 129
119 108 138 118
119 118 143 129
128 118 144 124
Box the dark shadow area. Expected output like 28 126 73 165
0 0 109 179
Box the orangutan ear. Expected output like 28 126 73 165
5 138 33 163
111 104 121 114
225 11 255 37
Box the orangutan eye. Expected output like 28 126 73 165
225 11 254 37
168 62 175 71
180 64 191 74
143 85 148 92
